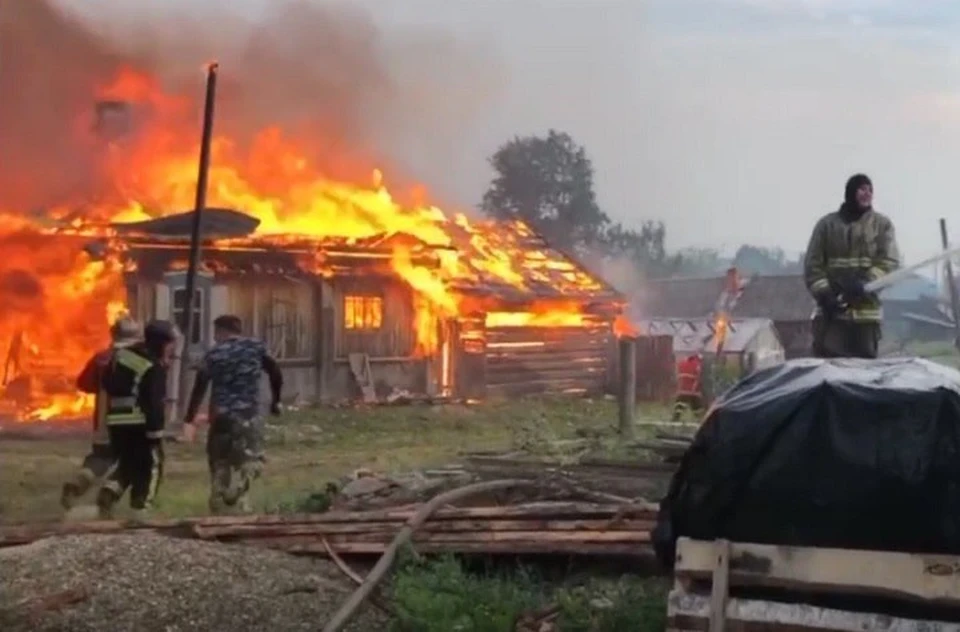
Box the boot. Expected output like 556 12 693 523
129 508 149 524
60 483 81 510
95 488 119 520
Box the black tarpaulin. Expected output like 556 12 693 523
653 357 960 567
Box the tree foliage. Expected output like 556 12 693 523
731 245 802 274
672 247 727 277
481 130 673 276
481 130 610 251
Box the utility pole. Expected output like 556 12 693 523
176 62 219 419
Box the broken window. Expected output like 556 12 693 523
344 295 383 330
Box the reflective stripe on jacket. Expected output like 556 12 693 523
104 348 154 426
803 209 899 322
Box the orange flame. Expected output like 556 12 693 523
0 65 608 422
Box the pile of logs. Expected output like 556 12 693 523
0 501 657 558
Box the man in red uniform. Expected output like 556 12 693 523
672 353 703 421
60 317 142 512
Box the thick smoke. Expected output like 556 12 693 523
0 0 506 214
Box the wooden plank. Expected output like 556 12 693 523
484 355 607 371
485 325 610 340
619 337 637 439
263 540 651 557
485 341 609 357
675 537 960 608
667 591 960 632
484 365 605 385
192 518 655 539
249 529 650 546
485 377 603 397
708 539 730 632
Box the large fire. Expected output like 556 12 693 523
0 65 613 424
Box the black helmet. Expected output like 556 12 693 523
144 319 177 345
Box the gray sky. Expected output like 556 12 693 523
66 0 960 262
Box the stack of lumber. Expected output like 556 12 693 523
0 501 657 558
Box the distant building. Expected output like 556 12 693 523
638 272 814 358
880 273 954 342
639 317 785 373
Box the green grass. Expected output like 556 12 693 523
0 396 670 523
1 397 674 631
390 553 668 632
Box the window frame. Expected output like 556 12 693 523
343 294 384 331
171 286 206 345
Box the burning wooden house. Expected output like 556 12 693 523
89 208 623 404
0 64 625 422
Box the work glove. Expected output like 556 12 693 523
830 271 868 301
815 291 844 317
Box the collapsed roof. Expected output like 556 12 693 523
105 208 623 306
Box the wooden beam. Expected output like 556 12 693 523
675 537 960 608
667 592 960 632
708 539 730 632
618 337 637 440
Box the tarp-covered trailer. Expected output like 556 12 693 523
656 358 960 630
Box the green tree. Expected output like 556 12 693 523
480 130 610 252
673 247 729 276
732 245 802 274
603 221 679 279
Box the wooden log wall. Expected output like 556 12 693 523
484 324 611 397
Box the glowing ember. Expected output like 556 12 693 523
0 64 615 423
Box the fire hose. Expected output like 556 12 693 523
813 244 960 316
865 244 960 293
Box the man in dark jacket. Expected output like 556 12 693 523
61 317 142 511
804 174 900 358
182 315 282 514
95 320 176 519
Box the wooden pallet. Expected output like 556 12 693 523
667 537 960 631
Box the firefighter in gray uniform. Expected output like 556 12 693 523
61 317 142 511
804 173 900 358
95 320 176 519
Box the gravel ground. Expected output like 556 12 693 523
0 534 389 632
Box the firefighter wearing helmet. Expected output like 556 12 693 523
95 319 177 520
61 316 142 512
672 352 704 421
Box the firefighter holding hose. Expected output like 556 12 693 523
804 174 900 358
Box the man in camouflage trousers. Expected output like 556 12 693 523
182 315 283 514
804 173 900 358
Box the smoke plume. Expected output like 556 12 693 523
0 0 506 214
